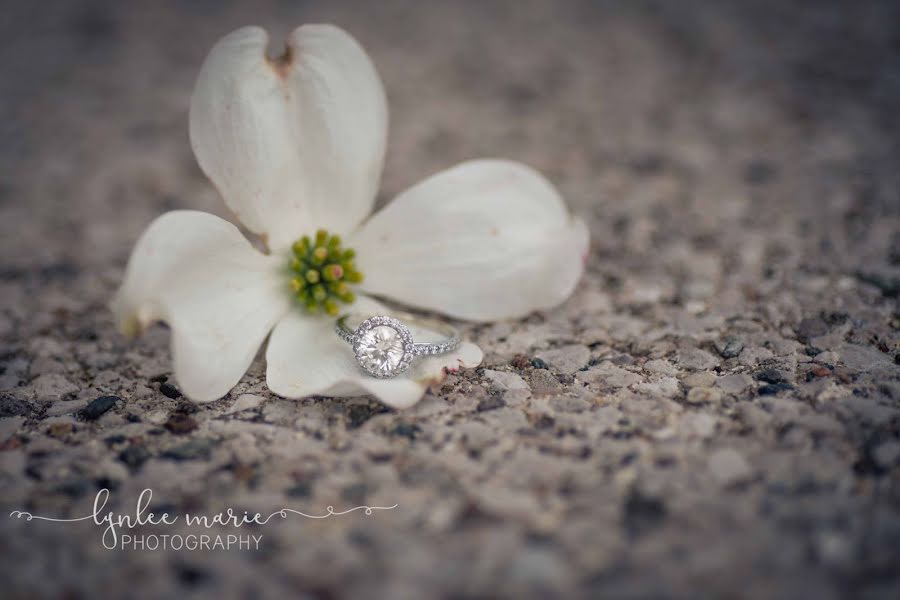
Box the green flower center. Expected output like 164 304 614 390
289 229 363 316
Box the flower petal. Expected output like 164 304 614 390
265 297 482 408
189 25 388 251
350 159 589 321
111 211 291 402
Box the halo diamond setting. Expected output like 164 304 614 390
351 316 415 378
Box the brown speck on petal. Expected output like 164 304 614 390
268 44 293 78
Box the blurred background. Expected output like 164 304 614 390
1 0 898 598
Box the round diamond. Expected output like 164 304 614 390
356 325 405 377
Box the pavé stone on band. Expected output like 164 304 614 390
335 312 461 378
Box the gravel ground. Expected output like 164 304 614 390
1 1 899 598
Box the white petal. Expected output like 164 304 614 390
189 25 388 251
350 159 589 321
111 211 291 402
265 297 483 408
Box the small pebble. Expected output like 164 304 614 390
529 369 562 395
681 413 717 438
225 394 264 415
104 434 127 447
535 345 590 374
708 448 752 486
0 394 31 418
347 403 387 428
483 370 530 394
79 395 119 421
873 441 900 469
0 417 25 441
756 369 789 384
286 481 312 498
529 413 555 430
796 316 829 343
163 438 215 461
758 383 794 396
832 367 856 384
510 354 532 370
118 445 151 471
683 372 717 388
623 488 667 537
164 413 198 435
717 337 744 359
47 422 75 438
476 395 506 412
175 399 198 414
806 366 831 381
390 423 422 439
531 358 549 369
54 478 91 498
743 160 776 184
159 382 183 399
686 387 722 405
676 348 720 371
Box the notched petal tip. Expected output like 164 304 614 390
116 313 144 339
266 42 293 78
112 210 291 405
190 22 388 251
108 290 149 339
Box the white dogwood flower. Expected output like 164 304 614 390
112 25 589 408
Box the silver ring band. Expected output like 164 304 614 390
335 312 461 378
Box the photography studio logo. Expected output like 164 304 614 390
9 488 397 551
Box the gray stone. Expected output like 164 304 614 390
550 395 591 413
680 412 717 438
676 348 721 371
458 421 494 451
482 370 530 393
717 374 754 395
708 449 753 486
0 394 31 418
576 362 643 388
529 369 563 395
838 344 895 372
28 373 79 401
79 395 119 421
0 416 25 441
45 398 89 417
225 393 265 414
643 359 679 376
686 387 723 405
535 345 591 374
738 346 775 367
716 336 745 359
506 545 569 595
635 377 681 399
873 441 900 469
683 371 717 388
796 317 829 343
162 438 216 461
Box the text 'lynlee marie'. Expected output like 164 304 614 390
10 488 398 551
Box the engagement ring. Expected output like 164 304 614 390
335 313 461 378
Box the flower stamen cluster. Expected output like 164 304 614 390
289 229 362 315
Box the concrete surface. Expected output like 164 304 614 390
1 1 899 598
